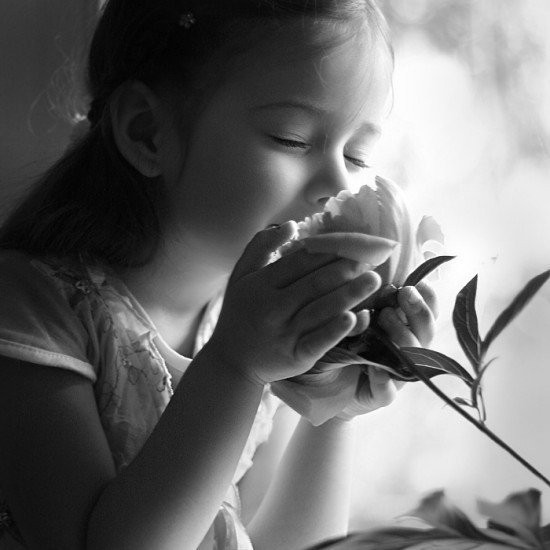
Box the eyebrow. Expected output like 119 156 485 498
252 100 382 136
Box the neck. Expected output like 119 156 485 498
114 245 230 357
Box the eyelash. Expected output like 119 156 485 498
272 137 308 150
271 137 371 169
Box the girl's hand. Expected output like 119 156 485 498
336 281 438 420
206 223 397 387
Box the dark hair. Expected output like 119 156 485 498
0 0 393 268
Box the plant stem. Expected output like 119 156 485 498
411 365 550 489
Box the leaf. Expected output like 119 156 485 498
406 490 500 542
453 275 482 372
306 528 490 550
482 269 550 356
477 489 542 548
354 327 420 381
354 329 464 383
402 347 475 386
453 396 474 408
470 358 497 412
355 283 399 312
403 255 456 287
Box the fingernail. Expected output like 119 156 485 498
371 237 399 250
367 237 400 266
358 263 374 273
278 220 298 235
401 286 422 311
396 308 408 324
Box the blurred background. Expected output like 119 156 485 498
353 0 550 530
1 0 549 532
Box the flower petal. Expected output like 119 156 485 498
375 176 419 285
417 214 446 248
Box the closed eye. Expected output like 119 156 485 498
271 136 309 150
345 156 371 169
271 136 371 168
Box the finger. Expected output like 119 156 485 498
295 311 357 363
415 280 439 319
230 221 298 282
347 309 371 337
394 379 407 391
397 286 435 347
285 257 371 305
290 271 381 333
262 246 339 288
369 368 399 407
303 233 398 265
377 307 420 347
357 368 398 409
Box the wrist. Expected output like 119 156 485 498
303 415 357 432
198 342 266 390
325 415 357 429
335 411 358 422
332 414 356 425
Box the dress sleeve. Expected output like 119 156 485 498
0 250 97 381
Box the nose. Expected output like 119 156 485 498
303 153 350 207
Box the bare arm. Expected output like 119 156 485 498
0 228 397 549
245 285 438 550
245 416 355 550
238 405 300 526
0 348 263 550
88 344 264 549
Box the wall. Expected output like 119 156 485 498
0 0 98 220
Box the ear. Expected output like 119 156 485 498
109 81 164 178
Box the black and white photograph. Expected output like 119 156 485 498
0 1 549 549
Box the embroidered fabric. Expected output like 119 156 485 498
0 250 281 549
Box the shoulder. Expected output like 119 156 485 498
0 249 100 380
0 248 101 317
0 248 92 300
0 248 49 288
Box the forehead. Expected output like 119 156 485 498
216 18 393 125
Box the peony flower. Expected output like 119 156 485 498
270 176 446 425
276 175 424 289
270 178 550 494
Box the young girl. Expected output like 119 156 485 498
0 1 436 549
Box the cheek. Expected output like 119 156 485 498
173 143 305 257
205 142 304 212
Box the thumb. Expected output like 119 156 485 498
230 220 298 281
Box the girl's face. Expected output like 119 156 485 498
161 21 392 271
